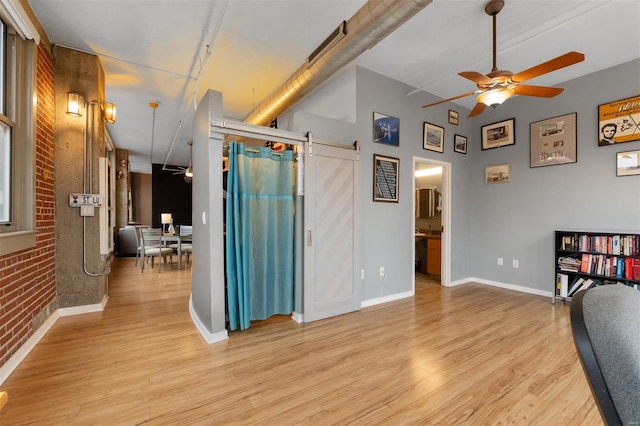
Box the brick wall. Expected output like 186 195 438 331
0 43 56 368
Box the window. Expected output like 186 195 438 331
0 12 36 255
0 19 10 223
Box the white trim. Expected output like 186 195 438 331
0 0 40 43
0 298 108 385
0 230 36 256
58 296 108 317
452 277 553 298
361 290 413 308
412 156 452 289
291 311 303 323
189 295 228 344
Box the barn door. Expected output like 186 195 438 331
303 139 360 322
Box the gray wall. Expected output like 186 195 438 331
468 59 640 293
282 59 639 301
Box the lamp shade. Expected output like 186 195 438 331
477 87 514 107
161 213 172 224
66 92 82 117
104 102 117 124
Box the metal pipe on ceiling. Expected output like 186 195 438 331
244 0 433 127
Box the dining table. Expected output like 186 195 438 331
161 234 192 269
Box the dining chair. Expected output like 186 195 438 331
169 225 193 265
140 228 173 272
133 226 149 267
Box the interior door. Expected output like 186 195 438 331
303 141 360 322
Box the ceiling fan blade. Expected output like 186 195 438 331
468 103 487 118
511 51 585 83
513 85 564 98
421 91 477 109
458 71 494 86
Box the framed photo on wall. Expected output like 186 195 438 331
373 112 400 146
448 110 459 125
481 118 515 150
454 134 467 154
598 95 640 146
373 154 399 202
485 163 511 184
530 112 577 168
616 150 640 176
423 122 444 153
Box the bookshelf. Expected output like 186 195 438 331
553 230 640 303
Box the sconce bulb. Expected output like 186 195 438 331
104 102 117 124
66 92 83 117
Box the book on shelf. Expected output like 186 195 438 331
557 273 569 298
567 277 584 297
558 256 580 272
633 258 640 281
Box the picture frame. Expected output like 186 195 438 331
530 112 577 168
598 94 640 146
485 163 511 184
454 134 467 154
373 112 400 146
423 122 444 153
373 154 399 202
481 118 515 150
616 149 640 177
448 110 459 125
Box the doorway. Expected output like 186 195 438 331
412 156 451 293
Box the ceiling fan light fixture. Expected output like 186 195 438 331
185 166 193 178
477 87 514 107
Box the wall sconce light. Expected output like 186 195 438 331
104 102 117 124
66 92 83 117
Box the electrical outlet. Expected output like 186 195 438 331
361 269 364 279
379 267 385 277
497 257 503 266
513 259 519 268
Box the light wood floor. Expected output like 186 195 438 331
0 259 601 425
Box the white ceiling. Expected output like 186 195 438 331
28 0 640 173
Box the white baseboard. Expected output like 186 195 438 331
189 295 228 344
58 295 108 317
291 311 303 323
458 277 553 298
0 297 108 385
361 290 414 308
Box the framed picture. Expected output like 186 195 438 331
616 150 640 176
454 134 467 154
373 154 399 202
481 118 515 150
485 163 511 184
423 122 444 153
598 95 640 146
448 110 459 125
530 112 577 168
373 112 400 146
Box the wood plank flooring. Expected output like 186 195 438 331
0 258 601 425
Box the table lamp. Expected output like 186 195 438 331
161 213 173 235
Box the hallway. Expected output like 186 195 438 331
0 258 599 424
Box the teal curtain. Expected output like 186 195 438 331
226 142 295 331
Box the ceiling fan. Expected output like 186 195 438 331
173 141 194 183
422 0 585 117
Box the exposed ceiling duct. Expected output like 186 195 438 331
244 0 433 127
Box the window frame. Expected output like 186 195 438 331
0 18 36 255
